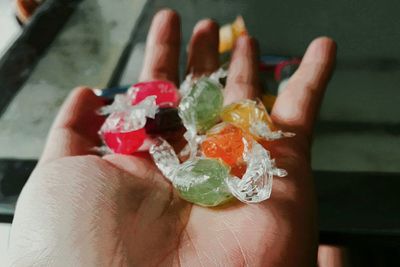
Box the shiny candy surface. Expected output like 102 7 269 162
103 128 147 154
219 16 246 53
179 77 224 133
226 142 287 203
174 158 232 207
201 123 250 178
220 99 276 140
99 96 158 154
131 80 180 108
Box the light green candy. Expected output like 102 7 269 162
184 77 224 133
174 158 233 207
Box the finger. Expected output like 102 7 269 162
271 37 336 138
224 35 261 105
39 87 105 164
318 245 349 267
139 9 181 84
186 19 219 77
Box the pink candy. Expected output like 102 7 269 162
101 80 180 154
131 80 180 108
103 128 147 154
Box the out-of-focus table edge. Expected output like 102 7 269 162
1 161 400 246
0 0 83 116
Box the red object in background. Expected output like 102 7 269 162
15 0 42 25
131 80 180 108
103 128 147 154
274 58 301 81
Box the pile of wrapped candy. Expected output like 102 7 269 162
96 16 296 207
98 69 294 207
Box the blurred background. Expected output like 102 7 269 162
0 0 399 266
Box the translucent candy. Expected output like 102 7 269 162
201 123 250 178
103 128 147 154
150 138 287 205
226 141 287 203
149 139 233 207
99 96 158 154
147 73 291 207
174 158 233 207
130 80 180 108
220 99 294 141
179 77 224 134
219 16 247 53
98 80 183 154
180 67 228 97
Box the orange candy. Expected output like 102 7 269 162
201 123 251 178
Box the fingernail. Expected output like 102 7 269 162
194 19 218 32
303 37 336 63
236 35 250 48
235 35 258 57
153 9 179 27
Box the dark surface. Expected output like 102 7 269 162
0 0 82 116
316 171 400 246
0 159 37 223
0 159 36 197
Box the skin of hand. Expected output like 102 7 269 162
7 9 336 267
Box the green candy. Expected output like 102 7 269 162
181 77 224 133
174 158 233 207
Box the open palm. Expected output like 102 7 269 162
8 10 336 267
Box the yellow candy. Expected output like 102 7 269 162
219 16 247 53
220 99 276 140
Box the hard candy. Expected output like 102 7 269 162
219 16 247 53
179 77 224 133
103 128 147 154
131 80 180 108
145 108 182 134
99 96 158 154
226 142 287 203
220 99 276 140
201 123 250 178
174 158 232 207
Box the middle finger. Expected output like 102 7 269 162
186 19 220 77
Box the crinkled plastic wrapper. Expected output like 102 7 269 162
150 69 294 207
97 81 181 154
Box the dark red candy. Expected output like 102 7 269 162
145 108 182 134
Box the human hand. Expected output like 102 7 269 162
8 9 336 267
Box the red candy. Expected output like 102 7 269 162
131 80 180 107
100 81 181 155
103 128 147 154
